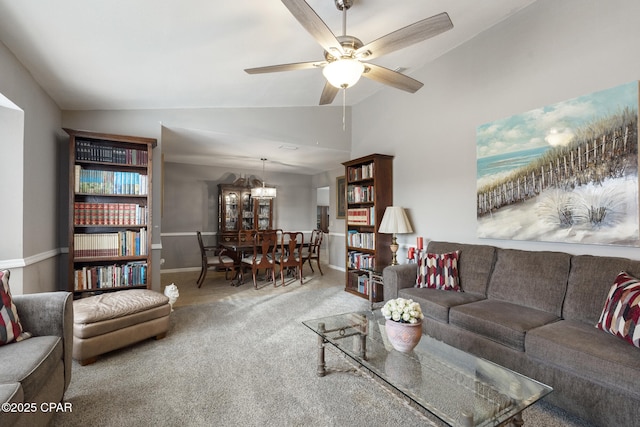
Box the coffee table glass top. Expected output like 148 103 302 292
302 311 552 427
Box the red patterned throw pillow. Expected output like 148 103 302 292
596 271 640 348
415 251 461 291
0 270 31 346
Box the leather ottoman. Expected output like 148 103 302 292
72 289 171 365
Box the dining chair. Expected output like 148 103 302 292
238 229 258 244
276 231 304 286
269 228 284 259
196 231 236 288
241 230 277 289
303 229 324 275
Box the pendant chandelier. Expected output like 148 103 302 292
251 158 277 199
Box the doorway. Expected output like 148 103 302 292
316 186 329 233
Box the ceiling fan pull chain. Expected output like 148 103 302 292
342 88 346 131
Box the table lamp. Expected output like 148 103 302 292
378 206 413 265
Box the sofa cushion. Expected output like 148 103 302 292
426 241 496 297
596 271 640 347
0 335 62 400
399 287 485 323
416 250 460 291
527 319 640 397
449 299 560 351
564 255 640 324
487 248 570 317
0 270 31 345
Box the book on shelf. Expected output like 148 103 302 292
347 230 375 249
73 261 147 291
347 162 374 181
347 207 375 226
347 184 375 203
348 251 376 270
348 272 378 299
74 166 148 195
74 202 148 226
73 229 148 258
76 140 148 166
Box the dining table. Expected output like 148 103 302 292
220 241 255 286
221 233 311 286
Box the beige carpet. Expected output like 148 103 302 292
50 264 593 426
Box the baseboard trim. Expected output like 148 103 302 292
161 267 201 274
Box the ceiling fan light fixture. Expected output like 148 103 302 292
322 58 365 89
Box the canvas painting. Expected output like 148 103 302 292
476 81 639 246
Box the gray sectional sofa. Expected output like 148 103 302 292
383 241 640 427
0 291 73 427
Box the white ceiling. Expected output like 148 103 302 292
0 0 537 174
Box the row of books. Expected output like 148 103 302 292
73 229 148 258
73 262 147 291
76 140 149 166
349 273 378 299
347 162 374 181
348 251 376 270
347 230 375 249
75 166 148 195
347 207 375 226
74 202 148 226
347 185 375 203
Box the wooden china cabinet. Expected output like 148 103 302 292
217 177 273 243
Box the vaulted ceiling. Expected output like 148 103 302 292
0 0 537 173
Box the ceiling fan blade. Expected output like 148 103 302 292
355 12 453 61
281 0 344 57
245 61 326 74
362 63 424 93
319 81 339 105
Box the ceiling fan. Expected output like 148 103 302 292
245 0 453 105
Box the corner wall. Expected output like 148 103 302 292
0 41 62 294
352 0 640 260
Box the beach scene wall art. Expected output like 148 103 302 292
476 81 639 246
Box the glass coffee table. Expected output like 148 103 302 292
302 311 552 427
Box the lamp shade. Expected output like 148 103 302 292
322 58 365 89
378 207 413 234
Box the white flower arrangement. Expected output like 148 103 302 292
381 298 424 324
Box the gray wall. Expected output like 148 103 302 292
352 0 640 261
160 162 314 271
0 40 62 294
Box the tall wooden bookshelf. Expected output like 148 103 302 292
342 154 393 302
65 128 156 296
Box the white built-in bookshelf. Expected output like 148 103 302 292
65 128 156 295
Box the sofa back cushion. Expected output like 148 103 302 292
564 254 640 324
487 248 570 317
426 241 496 297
